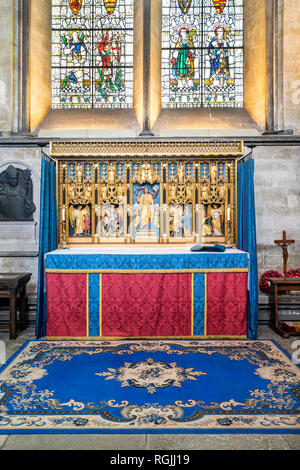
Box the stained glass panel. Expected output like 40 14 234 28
52 0 134 109
161 0 244 108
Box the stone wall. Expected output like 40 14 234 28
254 145 300 318
284 0 300 134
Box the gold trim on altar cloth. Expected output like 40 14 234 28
52 140 243 248
46 335 248 341
45 268 248 274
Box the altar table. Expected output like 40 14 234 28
45 247 249 339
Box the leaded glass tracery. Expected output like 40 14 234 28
52 0 134 109
161 0 244 108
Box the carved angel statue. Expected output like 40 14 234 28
69 205 90 235
208 203 224 236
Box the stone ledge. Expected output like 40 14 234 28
0 252 38 257
1 135 300 147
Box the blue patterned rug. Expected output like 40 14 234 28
0 340 299 434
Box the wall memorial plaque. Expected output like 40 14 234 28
0 165 36 221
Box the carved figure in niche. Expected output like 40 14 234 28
135 186 159 231
84 183 92 201
0 165 36 221
219 184 226 200
202 210 213 236
183 205 193 236
177 163 185 183
208 203 224 236
201 183 210 200
99 204 121 237
170 204 183 236
76 164 84 184
140 163 152 183
99 184 108 201
69 205 90 235
107 164 116 183
68 182 76 201
169 182 177 202
186 182 193 202
83 213 90 234
117 183 125 202
139 187 154 230
210 164 219 184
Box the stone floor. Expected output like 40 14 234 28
0 325 299 451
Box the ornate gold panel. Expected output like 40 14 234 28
52 141 242 248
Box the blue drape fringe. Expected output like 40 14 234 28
237 158 259 339
35 157 58 338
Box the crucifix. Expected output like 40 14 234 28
274 231 295 274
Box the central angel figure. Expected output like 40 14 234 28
69 205 90 236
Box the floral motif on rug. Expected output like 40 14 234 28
95 357 206 394
0 340 299 433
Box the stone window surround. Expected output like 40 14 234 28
17 0 283 136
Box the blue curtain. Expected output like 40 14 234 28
36 157 58 338
238 157 258 339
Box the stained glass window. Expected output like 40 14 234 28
52 0 134 109
161 0 244 108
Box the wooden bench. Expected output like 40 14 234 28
0 273 31 339
268 278 300 338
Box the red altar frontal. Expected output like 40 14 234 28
45 247 249 339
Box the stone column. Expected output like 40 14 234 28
20 0 30 134
0 0 13 134
264 0 294 135
264 0 275 133
274 0 284 132
140 0 154 136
